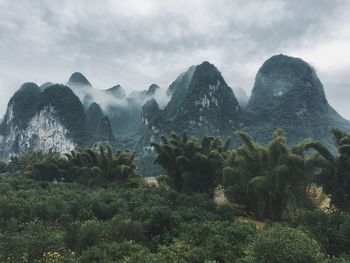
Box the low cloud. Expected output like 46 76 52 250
72 83 170 112
0 0 349 118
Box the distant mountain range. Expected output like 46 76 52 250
0 54 349 165
142 55 350 149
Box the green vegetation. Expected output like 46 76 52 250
305 128 350 212
1 129 350 262
223 129 313 220
8 145 137 184
0 173 250 262
244 226 327 263
151 133 230 197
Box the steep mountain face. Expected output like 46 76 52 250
139 56 350 170
1 54 349 168
138 62 241 176
136 98 165 176
0 84 90 158
165 66 196 116
95 116 115 142
181 62 239 125
86 102 115 142
248 54 327 112
162 62 240 135
38 85 89 145
142 99 162 124
86 103 104 134
245 54 350 145
0 83 41 132
141 99 164 142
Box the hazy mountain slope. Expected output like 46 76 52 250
1 55 349 168
0 84 90 157
233 87 249 108
143 61 240 138
244 54 350 146
103 85 126 99
86 102 115 142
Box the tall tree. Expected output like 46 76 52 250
64 145 137 182
224 130 311 220
152 133 229 197
305 128 350 211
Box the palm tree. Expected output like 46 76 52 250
152 133 229 197
303 128 350 211
64 145 136 182
224 130 311 220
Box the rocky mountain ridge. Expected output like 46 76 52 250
0 84 89 157
1 54 349 161
141 55 350 151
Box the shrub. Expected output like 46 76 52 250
244 226 326 263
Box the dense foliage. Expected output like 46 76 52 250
223 130 313 220
244 226 326 263
152 133 230 197
1 129 350 261
291 209 350 257
305 128 350 212
9 145 137 184
0 173 253 262
153 130 315 220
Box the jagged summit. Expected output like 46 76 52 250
146 84 160 96
140 61 241 140
1 82 41 130
104 85 126 99
1 55 350 161
165 61 239 129
67 72 92 87
247 54 327 112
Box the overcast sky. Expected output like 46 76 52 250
0 0 350 118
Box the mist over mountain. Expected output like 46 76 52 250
3 2 350 260
141 55 350 154
233 87 249 108
86 102 115 142
64 72 171 136
243 54 350 147
0 54 349 161
103 85 126 99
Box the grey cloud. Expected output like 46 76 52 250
0 0 349 118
